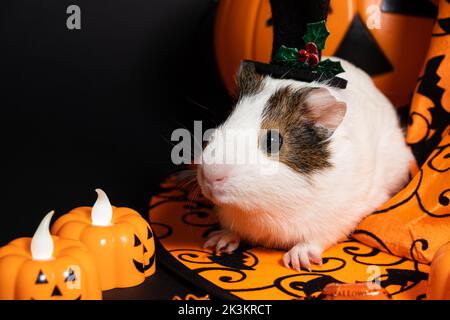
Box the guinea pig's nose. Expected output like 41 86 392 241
202 164 229 185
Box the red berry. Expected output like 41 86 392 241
307 54 319 67
305 42 318 54
297 49 308 63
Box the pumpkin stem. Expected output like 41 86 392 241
92 188 113 226
31 210 55 260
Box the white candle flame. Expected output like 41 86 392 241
91 188 113 226
31 210 55 260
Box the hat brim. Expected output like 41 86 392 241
248 60 348 89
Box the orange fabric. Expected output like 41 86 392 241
354 0 450 264
149 178 429 300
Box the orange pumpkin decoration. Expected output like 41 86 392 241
0 211 102 300
51 189 156 290
353 0 450 264
214 0 437 107
427 242 450 300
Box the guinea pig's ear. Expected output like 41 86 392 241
236 61 262 98
304 87 347 132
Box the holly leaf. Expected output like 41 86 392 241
317 59 345 77
303 20 330 50
271 45 300 66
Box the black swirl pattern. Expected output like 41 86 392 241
149 178 430 300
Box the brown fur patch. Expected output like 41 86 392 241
260 86 333 175
236 62 263 98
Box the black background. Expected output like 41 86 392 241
0 0 231 246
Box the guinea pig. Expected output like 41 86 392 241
196 58 413 271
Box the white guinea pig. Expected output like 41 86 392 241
196 58 413 271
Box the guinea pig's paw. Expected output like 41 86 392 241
203 230 240 254
283 243 323 272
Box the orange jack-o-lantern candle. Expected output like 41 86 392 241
51 189 156 290
427 242 450 300
0 211 102 300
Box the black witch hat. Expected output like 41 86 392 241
247 0 347 89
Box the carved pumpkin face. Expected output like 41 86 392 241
215 0 437 107
51 190 156 290
0 212 102 300
132 226 155 275
13 243 87 300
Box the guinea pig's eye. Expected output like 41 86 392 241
261 129 283 155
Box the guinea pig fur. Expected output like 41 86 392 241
197 58 413 271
